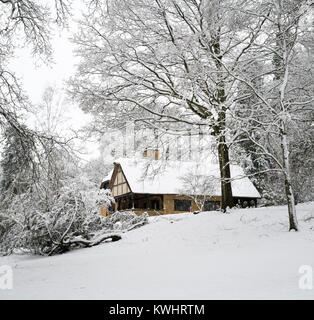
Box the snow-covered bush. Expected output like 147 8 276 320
0 184 148 255
0 154 149 256
0 183 105 255
104 211 149 231
0 125 150 256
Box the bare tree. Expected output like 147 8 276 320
230 0 313 230
71 0 270 211
179 172 218 211
0 0 71 139
0 0 73 203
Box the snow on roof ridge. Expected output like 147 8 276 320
102 169 114 182
109 157 261 198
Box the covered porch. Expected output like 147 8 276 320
114 192 165 215
234 197 258 208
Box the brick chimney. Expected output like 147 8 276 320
143 148 159 160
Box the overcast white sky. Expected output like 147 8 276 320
12 37 74 102
8 5 100 161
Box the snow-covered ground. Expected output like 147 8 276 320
0 202 314 300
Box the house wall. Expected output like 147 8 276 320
113 194 162 211
111 166 131 197
100 206 107 217
112 194 258 216
113 193 222 216
163 194 221 214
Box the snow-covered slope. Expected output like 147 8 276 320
0 202 314 300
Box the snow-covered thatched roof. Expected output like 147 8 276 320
106 158 261 198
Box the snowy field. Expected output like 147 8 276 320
0 202 314 300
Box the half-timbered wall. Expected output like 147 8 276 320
112 168 130 197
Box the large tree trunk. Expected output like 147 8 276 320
274 2 299 231
285 177 298 231
217 134 234 211
211 35 234 212
213 110 234 212
281 128 298 231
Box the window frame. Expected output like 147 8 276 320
174 199 191 211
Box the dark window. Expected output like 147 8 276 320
174 199 191 211
204 201 220 211
103 181 109 189
151 200 160 210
